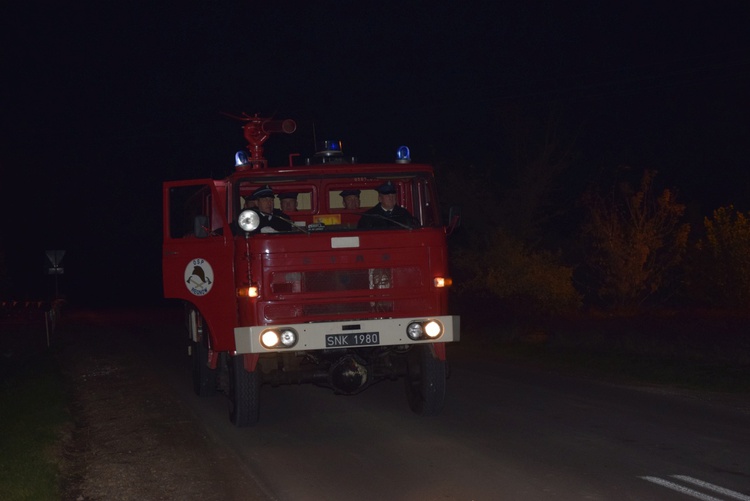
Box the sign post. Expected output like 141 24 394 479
46 250 65 298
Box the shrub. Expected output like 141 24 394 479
454 228 581 315
580 169 690 311
691 205 750 308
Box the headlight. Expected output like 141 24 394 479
407 322 424 340
238 209 260 232
260 330 279 348
260 328 298 349
279 329 297 347
406 320 443 340
424 320 442 338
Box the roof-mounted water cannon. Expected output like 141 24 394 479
232 114 296 170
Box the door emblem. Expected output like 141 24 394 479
184 258 214 296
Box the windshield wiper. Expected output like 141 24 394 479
356 212 417 230
275 215 310 234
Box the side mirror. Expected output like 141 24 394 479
446 206 461 236
194 215 210 238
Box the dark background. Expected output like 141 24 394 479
2 1 749 306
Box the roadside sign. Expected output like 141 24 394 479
46 250 65 296
46 250 65 267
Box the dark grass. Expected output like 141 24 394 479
0 326 70 501
455 305 750 393
494 343 750 392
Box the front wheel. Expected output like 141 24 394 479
228 355 261 427
404 344 446 416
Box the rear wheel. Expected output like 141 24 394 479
228 355 261 427
191 329 217 397
405 344 446 416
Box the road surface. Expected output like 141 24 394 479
144 309 750 501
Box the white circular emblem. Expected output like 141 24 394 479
184 258 214 296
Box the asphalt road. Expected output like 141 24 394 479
145 308 750 501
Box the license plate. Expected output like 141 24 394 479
325 332 380 348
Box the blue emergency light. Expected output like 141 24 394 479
322 140 342 152
396 145 411 163
234 151 249 167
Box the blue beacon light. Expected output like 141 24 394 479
395 145 411 163
322 140 342 152
235 150 249 167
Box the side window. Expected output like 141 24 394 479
168 185 213 238
413 174 440 226
359 189 379 208
238 181 314 212
278 191 313 212
327 188 377 210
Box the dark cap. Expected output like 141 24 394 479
339 189 361 198
277 192 298 200
376 181 397 194
250 184 274 200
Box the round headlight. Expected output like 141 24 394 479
261 330 279 348
407 322 423 340
238 209 260 232
424 320 442 338
279 329 297 347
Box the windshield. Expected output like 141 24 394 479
232 173 441 233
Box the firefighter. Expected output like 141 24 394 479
249 185 292 232
243 195 257 209
340 189 361 210
357 181 416 229
278 192 298 212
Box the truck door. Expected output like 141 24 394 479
162 179 237 351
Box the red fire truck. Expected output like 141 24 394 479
162 115 460 426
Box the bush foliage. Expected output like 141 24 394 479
435 106 743 313
453 228 581 315
690 205 750 308
579 170 690 311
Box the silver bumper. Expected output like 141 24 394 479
234 315 460 354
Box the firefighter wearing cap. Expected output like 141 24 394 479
339 189 361 210
357 181 416 229
278 192 298 213
243 195 257 209
248 185 292 233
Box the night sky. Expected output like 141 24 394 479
3 1 750 305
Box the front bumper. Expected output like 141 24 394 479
234 315 460 354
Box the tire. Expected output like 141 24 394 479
191 338 217 397
404 344 446 416
228 355 261 427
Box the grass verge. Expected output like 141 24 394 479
456 309 750 394
0 351 70 501
496 342 750 393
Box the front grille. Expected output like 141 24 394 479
262 266 433 323
262 297 436 322
269 266 422 294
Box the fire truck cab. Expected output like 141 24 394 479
162 115 460 426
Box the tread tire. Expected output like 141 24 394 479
229 355 261 427
405 344 446 416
